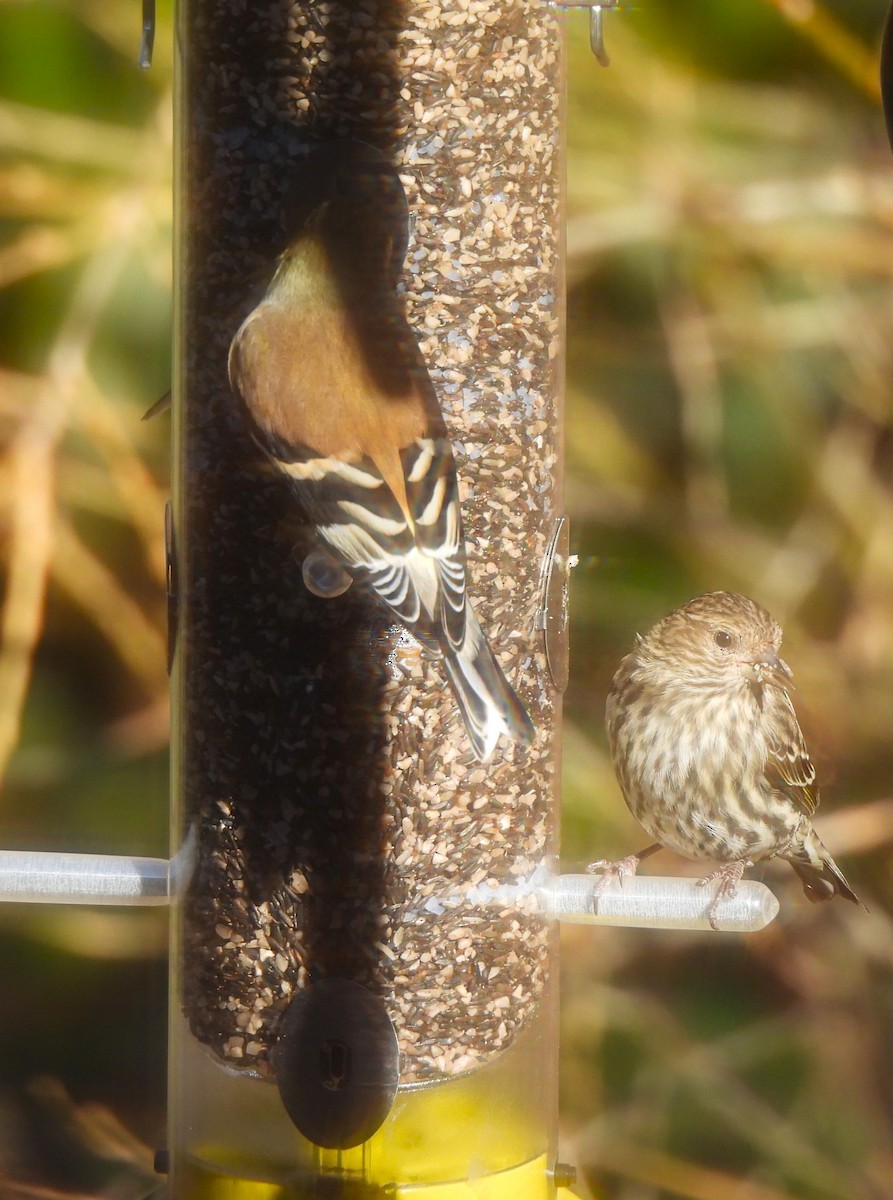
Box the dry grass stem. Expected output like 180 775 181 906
52 518 167 691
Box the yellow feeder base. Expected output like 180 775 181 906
173 1020 560 1197
176 1152 573 1199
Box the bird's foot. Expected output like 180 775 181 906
586 844 660 895
586 854 640 891
698 860 754 930
585 856 639 897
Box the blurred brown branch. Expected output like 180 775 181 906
761 0 883 100
0 238 146 796
589 1142 798 1200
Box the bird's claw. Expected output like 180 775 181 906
585 854 641 896
698 860 753 930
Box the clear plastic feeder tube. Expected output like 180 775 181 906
170 2 566 1197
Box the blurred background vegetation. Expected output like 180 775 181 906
0 1 891 1197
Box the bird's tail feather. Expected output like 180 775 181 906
442 608 533 762
785 831 862 907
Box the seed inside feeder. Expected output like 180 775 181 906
176 0 562 1088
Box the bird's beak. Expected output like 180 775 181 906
742 651 794 691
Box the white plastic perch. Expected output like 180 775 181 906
545 873 779 933
0 850 169 905
0 851 780 932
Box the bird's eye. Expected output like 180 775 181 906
713 629 734 650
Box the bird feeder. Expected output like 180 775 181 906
0 3 780 1199
170 3 564 1194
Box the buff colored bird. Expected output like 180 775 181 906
592 591 861 926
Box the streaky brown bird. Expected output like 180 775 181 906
593 591 861 925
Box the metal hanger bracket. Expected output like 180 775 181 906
548 1 620 66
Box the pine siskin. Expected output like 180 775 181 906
594 591 861 926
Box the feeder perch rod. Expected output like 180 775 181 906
0 850 170 905
0 851 779 933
